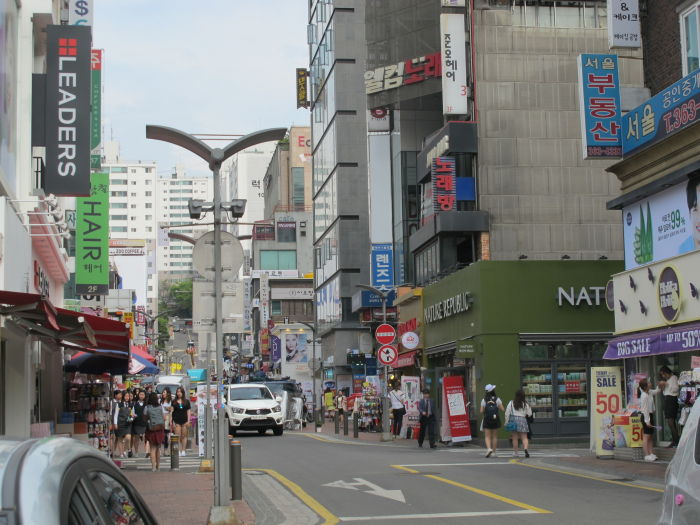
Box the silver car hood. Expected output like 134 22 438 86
227 399 279 410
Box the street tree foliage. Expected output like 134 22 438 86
169 278 193 318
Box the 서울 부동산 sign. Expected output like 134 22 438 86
75 173 109 295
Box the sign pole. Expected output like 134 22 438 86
380 295 393 442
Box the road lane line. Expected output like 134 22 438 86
391 465 419 473
424 475 552 513
337 510 537 521
397 462 513 467
295 434 378 446
244 469 339 525
509 459 665 493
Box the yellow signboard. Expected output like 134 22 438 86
123 312 134 339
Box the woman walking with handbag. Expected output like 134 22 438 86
143 393 166 472
505 389 532 458
390 383 406 437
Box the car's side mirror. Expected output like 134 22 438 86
276 396 283 403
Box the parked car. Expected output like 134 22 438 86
225 384 284 436
658 401 700 524
0 437 158 525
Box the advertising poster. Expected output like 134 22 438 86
301 381 313 413
353 374 365 394
623 178 700 269
442 376 472 442
284 333 308 363
270 335 281 364
402 376 421 433
196 384 217 458
591 367 623 457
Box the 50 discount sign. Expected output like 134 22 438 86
592 367 623 457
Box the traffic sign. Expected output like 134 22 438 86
401 332 419 350
375 324 396 345
378 345 398 367
192 230 244 281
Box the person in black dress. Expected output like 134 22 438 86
172 386 192 457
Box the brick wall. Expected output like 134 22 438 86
642 0 684 95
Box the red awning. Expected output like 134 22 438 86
131 345 156 363
394 350 419 369
0 291 130 353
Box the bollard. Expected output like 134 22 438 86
230 440 242 501
170 435 180 470
335 411 340 434
343 411 348 436
353 412 359 438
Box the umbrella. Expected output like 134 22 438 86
64 350 159 375
131 345 156 363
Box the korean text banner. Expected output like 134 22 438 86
44 25 92 196
623 68 700 157
296 68 309 109
75 173 109 295
442 375 472 442
90 50 102 169
608 0 640 49
371 244 394 291
440 14 468 115
432 156 456 212
577 54 622 159
622 179 699 269
591 367 623 457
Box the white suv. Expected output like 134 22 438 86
225 384 284 436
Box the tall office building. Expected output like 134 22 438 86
156 163 213 283
308 1 371 374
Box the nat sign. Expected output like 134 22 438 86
44 25 92 196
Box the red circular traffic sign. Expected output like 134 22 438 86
378 345 398 366
375 324 396 345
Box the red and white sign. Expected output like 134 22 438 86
395 350 418 368
401 332 419 350
136 306 145 326
565 381 581 393
442 375 472 442
375 324 396 345
378 345 398 367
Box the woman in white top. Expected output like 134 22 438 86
657 366 680 448
638 378 661 461
389 383 406 437
505 389 533 458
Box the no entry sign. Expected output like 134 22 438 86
375 324 396 345
378 345 398 367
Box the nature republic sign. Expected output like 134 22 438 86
424 291 472 324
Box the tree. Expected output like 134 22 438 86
169 278 193 319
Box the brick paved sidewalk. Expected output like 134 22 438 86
124 470 255 525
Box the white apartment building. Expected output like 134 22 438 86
103 142 159 314
156 163 213 283
221 143 277 278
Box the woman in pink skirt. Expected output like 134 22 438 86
143 393 166 472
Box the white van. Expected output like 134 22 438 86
155 375 191 398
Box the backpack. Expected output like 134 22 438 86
484 399 499 422
147 406 165 431
117 405 131 427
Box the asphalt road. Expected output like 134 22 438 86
229 432 664 525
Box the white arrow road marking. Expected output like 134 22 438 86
323 478 406 503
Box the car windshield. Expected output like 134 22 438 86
229 387 272 401
266 383 295 395
156 384 178 394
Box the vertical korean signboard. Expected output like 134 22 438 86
608 0 640 49
243 278 252 332
577 54 622 160
75 173 109 295
91 50 102 169
371 244 394 291
591 367 623 457
432 157 456 212
260 273 270 327
44 25 92 196
296 68 309 109
440 14 468 115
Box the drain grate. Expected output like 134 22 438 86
609 478 634 482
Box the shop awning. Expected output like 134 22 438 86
131 345 156 363
0 291 130 353
603 322 700 359
394 350 418 368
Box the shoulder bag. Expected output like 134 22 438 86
505 401 518 432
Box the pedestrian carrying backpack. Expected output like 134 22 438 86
147 406 165 431
484 399 499 422
117 405 131 426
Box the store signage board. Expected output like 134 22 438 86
378 345 398 367
68 0 94 27
371 244 394 291
351 290 396 312
243 278 251 332
365 51 441 94
424 291 472 324
90 50 102 169
296 68 309 109
442 0 465 4
442 375 472 442
368 108 391 132
251 270 299 279
622 181 698 270
605 280 615 311
440 14 468 115
577 54 622 160
608 0 640 49
432 156 456 212
44 25 92 196
271 288 314 300
123 312 134 340
456 340 476 357
75 173 109 295
591 367 622 457
136 305 145 326
109 239 146 256
401 332 419 350
395 351 417 368
260 273 270 327
565 381 581 393
376 324 396 345
658 266 682 323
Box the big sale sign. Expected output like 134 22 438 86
591 367 623 457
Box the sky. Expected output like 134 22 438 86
93 0 310 178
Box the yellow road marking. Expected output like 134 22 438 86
391 464 419 474
509 459 665 493
295 434 384 447
244 469 339 525
424 475 551 513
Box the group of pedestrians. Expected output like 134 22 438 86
111 385 192 471
480 384 532 458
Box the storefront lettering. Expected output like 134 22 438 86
424 292 471 324
425 135 450 169
34 261 50 297
558 286 606 306
398 318 418 337
615 337 653 356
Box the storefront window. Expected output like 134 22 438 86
554 344 586 360
682 5 700 75
520 344 548 360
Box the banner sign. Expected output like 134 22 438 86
270 335 281 363
123 312 134 340
69 0 94 27
44 25 92 196
401 376 422 432
440 14 468 115
260 273 270 327
432 156 456 212
442 375 472 442
623 180 699 269
371 244 394 291
296 68 309 109
604 322 700 359
90 50 102 169
623 67 700 157
75 173 109 294
608 0 640 49
136 306 145 326
591 367 623 457
109 239 146 256
243 278 251 332
577 54 622 159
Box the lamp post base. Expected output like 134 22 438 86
380 432 395 442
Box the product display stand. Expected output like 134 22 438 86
66 380 111 454
677 368 700 427
356 383 382 432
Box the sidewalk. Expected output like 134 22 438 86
543 454 668 484
124 470 255 525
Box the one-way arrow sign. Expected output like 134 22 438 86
322 478 406 503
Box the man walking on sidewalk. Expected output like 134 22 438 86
418 389 437 449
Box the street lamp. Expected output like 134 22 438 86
147 125 286 507
355 284 394 443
